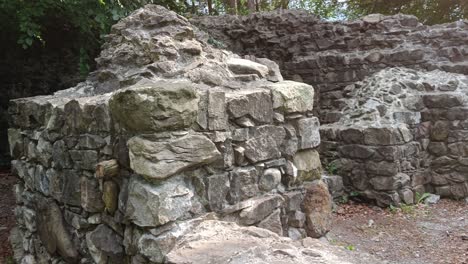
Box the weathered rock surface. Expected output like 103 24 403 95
193 11 468 125
229 166 259 203
239 194 284 225
166 219 383 264
267 81 315 114
227 89 273 124
303 181 332 238
205 173 230 211
259 168 281 191
86 224 124 264
109 81 199 133
227 58 269 77
125 177 194 227
293 149 322 182
244 125 286 162
34 195 78 262
321 68 468 205
8 5 329 264
81 177 105 212
128 134 221 180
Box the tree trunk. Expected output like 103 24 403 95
207 0 213 14
281 0 289 9
247 0 256 12
275 0 289 9
225 0 237 14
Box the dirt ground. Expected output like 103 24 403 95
0 169 16 263
329 200 468 264
0 169 466 264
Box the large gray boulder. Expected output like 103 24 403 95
239 194 284 225
227 58 269 77
226 89 273 124
109 81 199 133
128 133 221 180
293 149 322 182
266 81 314 114
303 181 332 238
86 224 124 264
166 219 383 264
33 195 78 262
125 177 194 227
244 125 286 163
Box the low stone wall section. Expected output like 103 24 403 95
320 68 468 205
7 5 331 264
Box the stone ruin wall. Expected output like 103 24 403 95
321 68 468 206
7 5 468 264
193 11 468 123
193 10 468 204
7 5 332 264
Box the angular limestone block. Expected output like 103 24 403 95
109 81 199 133
128 133 221 180
266 81 314 114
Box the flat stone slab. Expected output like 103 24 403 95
128 133 221 180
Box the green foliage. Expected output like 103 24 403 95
288 0 467 24
290 0 343 19
415 192 431 204
342 0 467 25
337 190 361 204
388 193 431 215
0 0 186 75
1 0 465 82
207 36 226 49
325 162 338 175
338 195 349 204
400 204 415 214
5 255 15 264
345 244 356 251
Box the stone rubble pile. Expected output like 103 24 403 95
8 5 333 264
321 68 468 205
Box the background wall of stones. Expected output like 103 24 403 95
192 12 468 123
7 6 333 264
193 11 468 204
321 68 468 206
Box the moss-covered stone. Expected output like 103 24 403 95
102 180 119 215
128 133 221 180
293 149 322 182
109 81 199 133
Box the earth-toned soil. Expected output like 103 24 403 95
328 200 468 264
0 169 16 263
